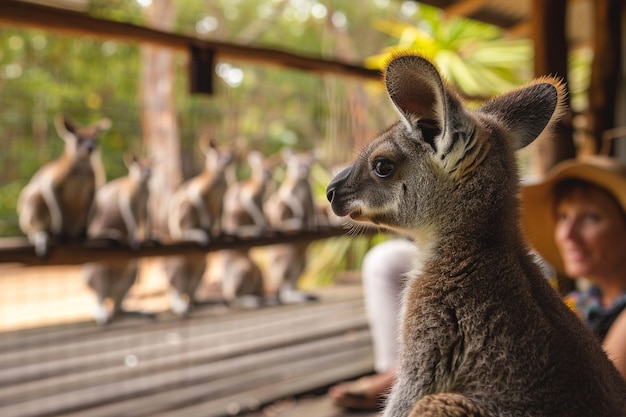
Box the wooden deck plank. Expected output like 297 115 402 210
0 298 364 369
0 284 375 417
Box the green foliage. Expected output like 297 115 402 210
0 181 24 236
365 4 533 98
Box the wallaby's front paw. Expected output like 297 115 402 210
93 303 112 326
32 232 50 258
278 288 318 304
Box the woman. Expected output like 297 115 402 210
521 155 626 379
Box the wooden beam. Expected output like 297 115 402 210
0 226 376 267
585 0 622 156
444 0 490 18
528 0 575 177
0 0 380 81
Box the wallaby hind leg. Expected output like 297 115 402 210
83 263 113 325
409 393 487 417
164 255 206 316
276 244 317 304
110 259 156 319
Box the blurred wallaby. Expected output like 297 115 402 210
167 139 233 245
264 149 318 304
222 150 275 238
265 149 317 232
164 139 233 316
82 153 153 325
88 152 152 249
218 150 277 306
326 54 626 417
17 115 110 257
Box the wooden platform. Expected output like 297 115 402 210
0 284 378 417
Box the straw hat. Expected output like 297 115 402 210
520 155 626 275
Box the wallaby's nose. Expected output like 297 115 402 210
326 166 352 203
326 186 335 203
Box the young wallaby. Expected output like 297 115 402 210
17 115 110 257
164 139 233 316
326 54 626 417
264 148 317 232
167 139 233 245
264 149 318 304
88 152 152 249
222 150 275 238
82 153 153 325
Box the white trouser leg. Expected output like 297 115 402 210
362 238 417 373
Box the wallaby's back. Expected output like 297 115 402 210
326 54 626 417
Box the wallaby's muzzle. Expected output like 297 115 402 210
326 166 351 201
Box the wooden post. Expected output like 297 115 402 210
586 0 622 156
528 0 576 178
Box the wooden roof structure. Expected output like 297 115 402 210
418 0 624 167
0 0 623 165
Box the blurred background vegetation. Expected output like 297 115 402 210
0 0 592 286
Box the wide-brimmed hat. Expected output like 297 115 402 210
520 155 626 275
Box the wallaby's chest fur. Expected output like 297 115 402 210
326 54 626 416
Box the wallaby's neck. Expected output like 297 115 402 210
410 210 524 279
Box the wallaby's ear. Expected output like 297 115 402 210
54 114 77 142
478 77 566 150
123 151 137 168
281 147 294 161
94 118 112 133
247 150 263 168
384 54 466 153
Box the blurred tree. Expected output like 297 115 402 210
140 0 182 236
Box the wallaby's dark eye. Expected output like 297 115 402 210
373 158 394 178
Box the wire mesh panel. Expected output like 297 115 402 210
0 4 401 413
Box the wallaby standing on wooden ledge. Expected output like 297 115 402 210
326 54 626 417
222 150 274 238
17 115 110 257
83 153 153 325
220 150 276 306
164 139 233 316
264 149 318 304
88 152 152 249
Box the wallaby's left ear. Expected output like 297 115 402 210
384 54 468 153
123 151 137 168
54 114 78 142
94 118 112 133
478 78 566 150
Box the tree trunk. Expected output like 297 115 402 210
140 0 181 236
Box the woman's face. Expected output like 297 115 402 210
554 186 626 279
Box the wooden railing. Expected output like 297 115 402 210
0 226 373 267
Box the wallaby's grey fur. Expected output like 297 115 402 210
17 115 110 257
326 54 626 417
83 153 152 325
